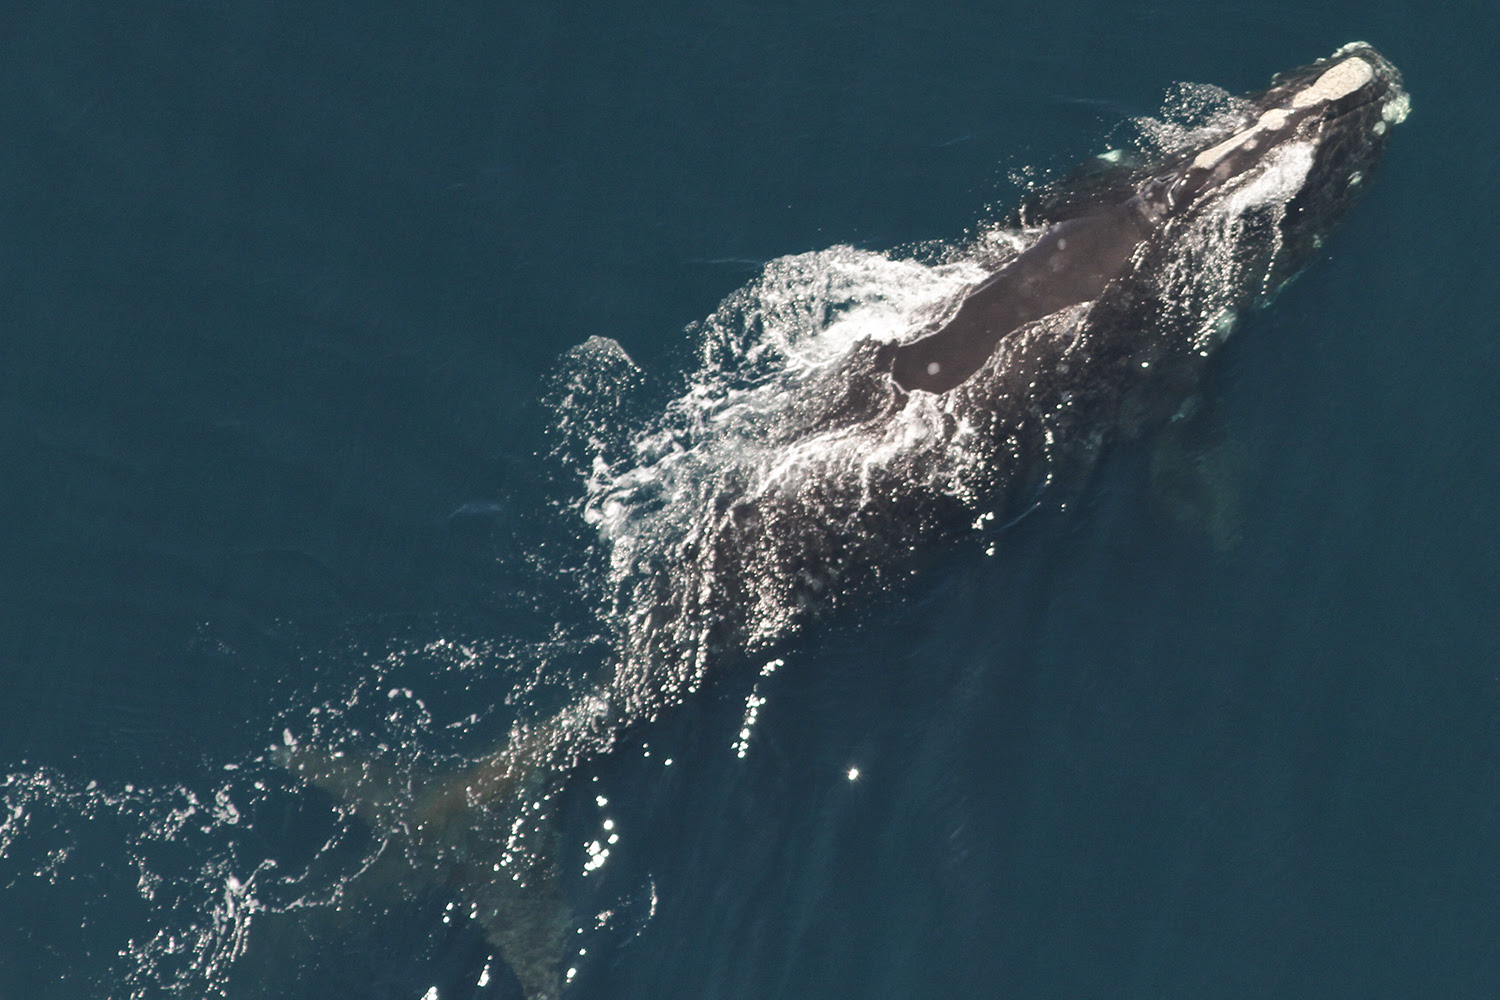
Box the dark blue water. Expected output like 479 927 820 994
3 4 1497 998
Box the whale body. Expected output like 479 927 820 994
286 43 1408 1000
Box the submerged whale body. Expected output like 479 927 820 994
286 43 1408 999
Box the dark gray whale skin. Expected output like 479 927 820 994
669 42 1411 685
890 42 1406 395
553 47 1411 993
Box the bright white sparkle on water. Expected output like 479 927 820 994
847 766 861 782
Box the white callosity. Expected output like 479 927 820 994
1290 57 1375 108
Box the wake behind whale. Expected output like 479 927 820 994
285 43 1408 999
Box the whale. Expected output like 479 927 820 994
282 43 1408 1000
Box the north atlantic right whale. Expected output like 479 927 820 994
283 43 1409 1000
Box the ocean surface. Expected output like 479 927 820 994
2 4 1497 999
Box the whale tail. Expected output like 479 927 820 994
279 734 573 1000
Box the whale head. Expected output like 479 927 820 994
888 44 1407 397
1140 42 1409 266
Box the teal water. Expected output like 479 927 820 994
2 4 1497 999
